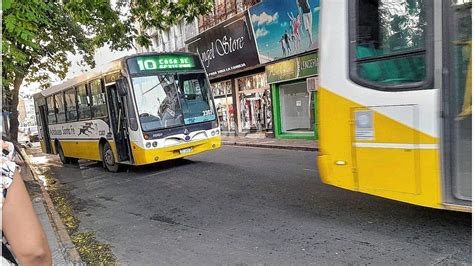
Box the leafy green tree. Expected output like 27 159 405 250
2 0 212 141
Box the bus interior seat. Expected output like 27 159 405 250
357 45 425 84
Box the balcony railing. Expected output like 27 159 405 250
198 0 260 32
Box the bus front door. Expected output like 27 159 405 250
106 84 131 162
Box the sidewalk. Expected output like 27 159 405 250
221 136 318 151
16 146 82 265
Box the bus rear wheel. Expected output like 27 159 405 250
102 142 120 172
57 142 70 164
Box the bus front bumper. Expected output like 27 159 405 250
131 136 221 165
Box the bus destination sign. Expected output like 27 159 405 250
128 55 200 74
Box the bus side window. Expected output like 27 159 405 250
65 88 78 121
350 0 431 90
55 93 66 123
77 84 92 120
90 79 107 118
46 96 56 124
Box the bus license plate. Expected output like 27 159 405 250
179 147 193 154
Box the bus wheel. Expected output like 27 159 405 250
102 142 120 172
57 143 70 164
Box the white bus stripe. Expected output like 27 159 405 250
353 143 438 149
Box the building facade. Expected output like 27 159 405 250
138 0 320 140
187 0 320 139
137 19 199 53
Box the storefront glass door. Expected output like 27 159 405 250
236 73 272 134
279 81 315 133
212 80 236 133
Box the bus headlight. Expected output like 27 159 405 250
215 129 220 135
211 131 216 136
152 141 157 147
146 142 151 148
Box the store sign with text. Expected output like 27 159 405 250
266 52 318 84
186 12 260 78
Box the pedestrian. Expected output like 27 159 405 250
2 139 52 265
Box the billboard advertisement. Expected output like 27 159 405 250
186 12 260 78
249 0 320 63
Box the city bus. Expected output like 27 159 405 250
34 52 221 172
317 0 471 211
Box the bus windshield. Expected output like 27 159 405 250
131 73 216 131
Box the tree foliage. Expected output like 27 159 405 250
1 0 213 140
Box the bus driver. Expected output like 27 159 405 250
158 83 183 127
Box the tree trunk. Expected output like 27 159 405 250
9 73 25 142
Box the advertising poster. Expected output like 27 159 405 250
186 12 260 78
249 0 320 63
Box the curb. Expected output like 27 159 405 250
18 148 83 264
221 141 319 152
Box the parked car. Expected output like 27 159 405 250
27 126 39 142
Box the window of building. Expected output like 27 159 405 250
46 96 56 124
90 79 107 118
65 88 77 121
350 0 432 90
77 84 91 120
54 93 66 123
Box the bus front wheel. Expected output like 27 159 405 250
102 142 120 172
57 142 70 164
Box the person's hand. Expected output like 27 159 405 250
1 140 15 161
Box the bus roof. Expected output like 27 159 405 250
35 58 124 98
34 52 200 98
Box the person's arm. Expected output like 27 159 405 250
296 0 302 15
3 170 52 266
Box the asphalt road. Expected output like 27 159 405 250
29 145 471 264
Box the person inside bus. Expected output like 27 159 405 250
158 83 183 128
1 139 52 265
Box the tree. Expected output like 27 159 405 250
2 0 212 141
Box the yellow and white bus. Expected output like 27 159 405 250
34 52 221 172
318 0 471 211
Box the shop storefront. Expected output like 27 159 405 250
235 72 272 135
186 11 267 137
211 80 236 134
266 52 319 140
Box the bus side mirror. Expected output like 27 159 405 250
116 77 128 97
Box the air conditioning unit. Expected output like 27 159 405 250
307 76 319 93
